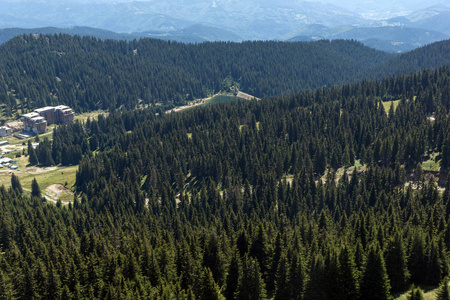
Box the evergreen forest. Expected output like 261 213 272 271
1 35 450 299
1 34 450 114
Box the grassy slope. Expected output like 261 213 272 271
0 155 78 202
395 285 439 300
382 99 401 113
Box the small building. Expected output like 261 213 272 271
0 157 13 165
0 140 9 146
0 126 12 137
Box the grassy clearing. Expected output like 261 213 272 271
0 155 78 203
75 110 106 122
422 159 440 172
382 99 401 113
395 285 438 300
422 152 440 171
205 95 240 105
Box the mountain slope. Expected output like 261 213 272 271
0 34 449 114
0 35 391 112
0 27 139 44
372 38 450 76
0 0 367 40
135 24 243 43
0 24 243 45
284 25 449 52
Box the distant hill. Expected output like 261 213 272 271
135 24 243 43
372 5 450 35
0 26 140 45
412 12 450 35
372 38 450 76
284 25 449 52
0 24 244 45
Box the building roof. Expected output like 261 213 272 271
55 105 70 110
31 116 46 123
0 157 13 164
34 106 55 112
22 112 40 118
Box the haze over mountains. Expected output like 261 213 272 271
0 0 449 52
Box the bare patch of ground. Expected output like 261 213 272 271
166 94 218 113
166 91 259 114
44 183 74 203
26 166 58 174
237 91 260 101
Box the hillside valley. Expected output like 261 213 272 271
1 30 450 300
1 34 450 116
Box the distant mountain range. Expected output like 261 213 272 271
0 0 449 52
0 25 243 45
284 24 449 53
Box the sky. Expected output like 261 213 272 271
88 0 448 14
19 0 449 15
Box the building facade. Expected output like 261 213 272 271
22 105 75 134
22 112 47 134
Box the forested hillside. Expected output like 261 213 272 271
0 34 390 112
0 34 448 115
2 66 450 299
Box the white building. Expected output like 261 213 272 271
0 126 12 137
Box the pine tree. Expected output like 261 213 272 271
43 149 55 167
31 178 41 198
224 250 242 300
236 256 267 300
249 225 271 280
304 254 328 300
198 267 224 300
46 264 62 300
359 245 392 300
337 246 359 300
436 277 450 300
409 231 427 284
407 285 424 300
426 241 442 286
288 250 306 300
313 147 327 175
20 264 38 300
274 253 291 300
203 233 226 286
10 174 23 194
60 285 73 300
385 233 410 293
28 140 38 166
0 270 17 300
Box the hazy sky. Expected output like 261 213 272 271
89 0 448 13
29 0 449 15
5 0 448 17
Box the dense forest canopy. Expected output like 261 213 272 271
2 64 450 299
0 34 449 114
